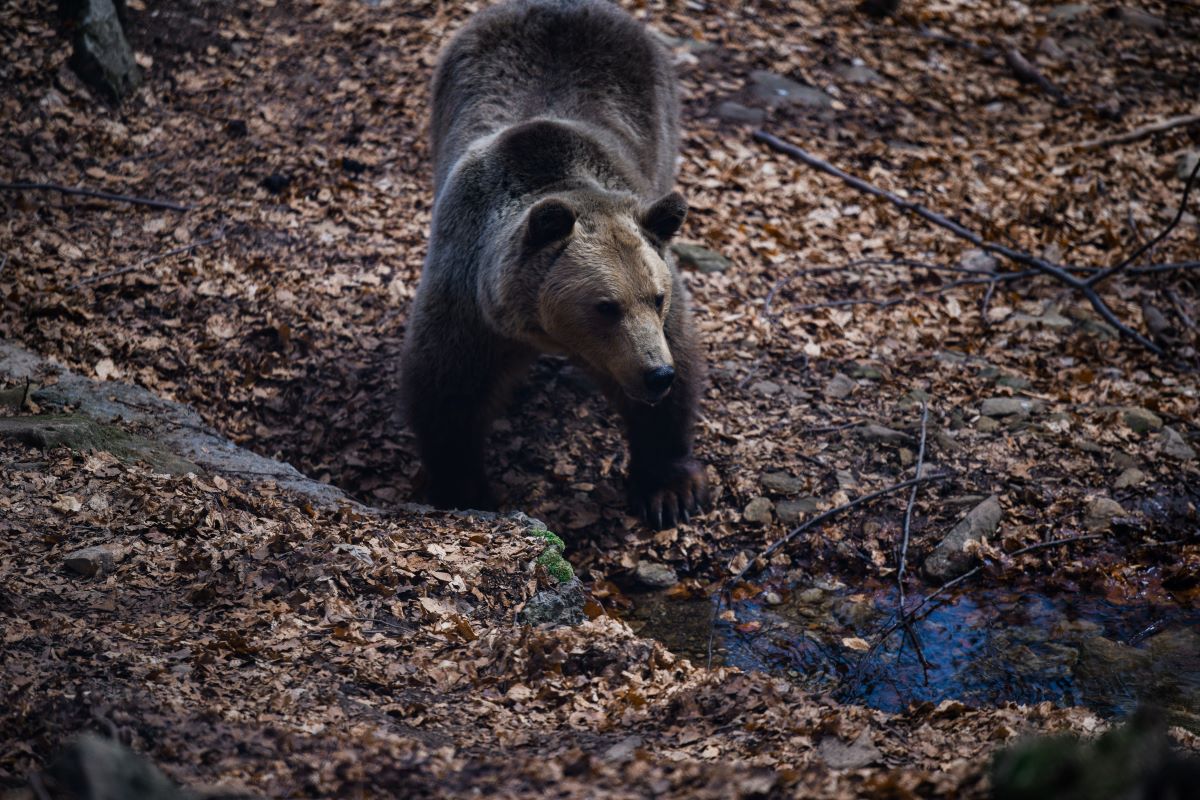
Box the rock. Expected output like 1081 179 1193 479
0 414 200 475
923 496 1002 582
762 591 783 605
43 733 195 800
60 0 142 103
670 242 731 274
836 470 858 492
602 735 643 762
714 101 765 125
995 374 1032 390
749 70 834 109
761 471 804 495
1011 309 1073 330
818 729 883 770
959 249 999 272
1160 427 1196 461
1113 467 1145 489
1038 36 1066 60
634 560 678 589
1046 4 1091 21
847 362 883 380
855 424 911 446
776 497 821 524
980 397 1041 417
63 544 123 577
519 578 587 626
752 380 781 397
1178 151 1200 182
834 62 882 85
824 372 856 400
742 496 774 524
1083 495 1125 531
1105 6 1166 33
1121 406 1163 434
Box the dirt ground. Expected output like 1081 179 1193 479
2 0 1199 796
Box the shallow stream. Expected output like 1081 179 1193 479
629 583 1200 729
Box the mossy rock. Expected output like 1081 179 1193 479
0 413 200 475
529 527 573 583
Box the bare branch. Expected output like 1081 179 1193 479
0 181 190 212
1066 111 1200 151
753 130 1165 355
897 400 929 610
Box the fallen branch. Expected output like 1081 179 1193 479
0 181 189 212
896 400 929 609
68 233 226 290
753 129 1170 355
707 470 954 667
1067 111 1200 151
1003 46 1067 105
859 533 1106 669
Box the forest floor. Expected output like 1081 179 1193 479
2 0 1200 797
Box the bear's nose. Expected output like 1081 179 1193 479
643 366 675 395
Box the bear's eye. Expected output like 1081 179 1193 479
595 300 622 320
654 293 665 310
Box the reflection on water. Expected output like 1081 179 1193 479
628 585 1200 727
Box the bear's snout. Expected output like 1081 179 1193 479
643 365 675 398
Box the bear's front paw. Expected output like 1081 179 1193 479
628 457 710 530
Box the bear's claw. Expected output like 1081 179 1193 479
629 457 710 530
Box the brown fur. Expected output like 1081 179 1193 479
401 0 707 528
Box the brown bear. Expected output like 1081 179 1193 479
401 0 707 529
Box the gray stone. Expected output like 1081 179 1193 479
980 397 1041 417
0 414 200 476
714 101 765 125
752 380 781 396
995 374 1032 390
1178 152 1200 183
742 496 774 524
0 339 361 510
1108 7 1166 33
761 471 804 495
62 0 142 103
855 424 912 446
1113 468 1145 489
634 560 678 589
1038 36 1066 60
824 372 856 400
1121 406 1163 434
1011 309 1073 330
749 70 833 109
762 591 783 605
836 470 858 492
671 242 731 274
834 63 882 85
777 497 821 524
924 496 1003 582
847 363 883 380
818 729 883 770
1047 4 1091 21
44 733 194 800
1083 495 1125 531
64 544 123 577
601 735 643 762
519 578 586 626
1160 427 1196 461
959 249 999 272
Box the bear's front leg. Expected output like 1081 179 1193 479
402 318 528 512
616 308 708 530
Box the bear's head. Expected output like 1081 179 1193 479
508 189 687 405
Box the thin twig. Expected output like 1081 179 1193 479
0 181 189 212
1167 288 1197 332
897 400 929 609
68 233 226 290
706 470 954 667
753 130 1165 355
1067 111 1200 151
1087 155 1200 288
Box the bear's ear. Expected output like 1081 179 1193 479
525 198 576 248
641 192 688 242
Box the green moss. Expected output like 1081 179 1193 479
529 528 573 583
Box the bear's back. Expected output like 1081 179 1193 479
430 0 678 199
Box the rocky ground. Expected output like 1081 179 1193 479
2 0 1200 797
